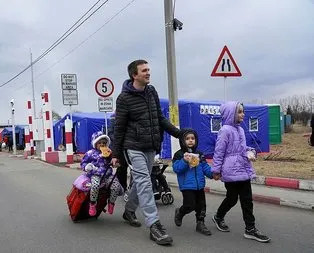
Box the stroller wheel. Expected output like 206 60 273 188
123 192 129 202
161 193 169 205
167 194 174 204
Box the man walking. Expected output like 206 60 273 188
112 59 182 246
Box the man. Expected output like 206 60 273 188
112 59 182 246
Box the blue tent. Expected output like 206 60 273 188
53 112 112 153
159 99 269 159
2 125 26 148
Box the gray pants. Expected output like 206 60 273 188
125 149 158 227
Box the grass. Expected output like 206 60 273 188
254 123 314 180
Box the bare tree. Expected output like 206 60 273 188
52 110 61 120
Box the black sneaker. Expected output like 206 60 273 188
174 208 183 227
196 220 212 236
244 228 271 243
122 210 141 227
212 215 230 232
150 221 173 245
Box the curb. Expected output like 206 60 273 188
52 162 314 192
168 182 314 211
165 168 314 192
65 163 81 170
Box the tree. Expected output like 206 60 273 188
52 110 61 120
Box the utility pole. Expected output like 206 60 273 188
10 99 16 155
30 49 36 119
164 0 182 156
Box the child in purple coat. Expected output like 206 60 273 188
211 102 270 243
81 131 123 216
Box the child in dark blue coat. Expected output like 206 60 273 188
172 128 213 236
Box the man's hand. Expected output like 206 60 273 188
111 158 120 168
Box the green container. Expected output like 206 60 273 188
267 104 282 144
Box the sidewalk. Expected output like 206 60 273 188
163 170 314 211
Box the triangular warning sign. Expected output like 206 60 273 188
211 46 242 77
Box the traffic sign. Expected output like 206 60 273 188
61 74 77 89
62 89 78 105
98 97 113 112
61 73 78 105
95 78 114 98
211 46 242 77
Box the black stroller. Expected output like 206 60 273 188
151 158 174 205
123 159 174 205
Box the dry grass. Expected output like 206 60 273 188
255 123 314 180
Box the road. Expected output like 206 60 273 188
0 153 313 253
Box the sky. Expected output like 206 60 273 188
0 0 314 125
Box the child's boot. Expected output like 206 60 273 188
196 220 212 236
174 208 183 226
108 202 115 215
89 202 97 216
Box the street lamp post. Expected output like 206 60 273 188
10 99 17 155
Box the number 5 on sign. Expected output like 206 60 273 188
95 77 114 98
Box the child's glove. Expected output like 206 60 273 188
85 163 97 172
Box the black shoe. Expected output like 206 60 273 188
244 228 271 243
212 215 230 232
196 220 212 236
150 221 173 245
174 208 183 227
122 210 141 227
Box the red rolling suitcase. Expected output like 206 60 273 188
66 174 116 222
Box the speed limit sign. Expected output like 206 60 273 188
95 77 114 98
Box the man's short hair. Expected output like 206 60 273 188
128 59 148 81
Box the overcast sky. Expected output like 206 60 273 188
0 0 314 124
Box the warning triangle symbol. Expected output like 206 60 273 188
211 46 242 77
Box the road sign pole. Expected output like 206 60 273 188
69 104 72 126
224 77 227 102
104 112 108 135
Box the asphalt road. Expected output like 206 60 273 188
0 153 313 253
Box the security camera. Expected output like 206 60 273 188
11 107 15 113
10 99 14 105
173 18 183 31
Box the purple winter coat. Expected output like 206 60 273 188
80 131 112 178
212 101 256 182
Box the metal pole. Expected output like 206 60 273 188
224 77 227 101
164 0 180 157
69 105 72 121
104 112 108 135
11 103 16 155
30 49 36 119
164 0 179 127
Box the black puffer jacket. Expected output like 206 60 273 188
112 79 180 158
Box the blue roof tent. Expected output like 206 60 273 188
53 112 112 153
2 125 27 148
159 99 270 159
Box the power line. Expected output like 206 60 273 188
0 0 109 88
33 0 104 65
10 0 136 93
32 0 110 65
